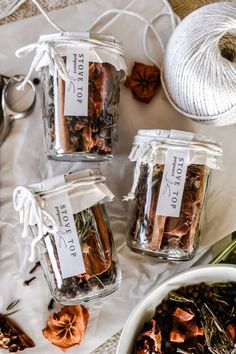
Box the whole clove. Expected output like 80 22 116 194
47 299 55 311
29 261 40 274
23 277 36 286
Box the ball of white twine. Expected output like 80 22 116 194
162 2 236 126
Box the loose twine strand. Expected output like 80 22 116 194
162 1 236 126
12 0 178 89
0 0 63 30
3 1 236 127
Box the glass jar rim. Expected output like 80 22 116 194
39 31 125 57
133 129 222 155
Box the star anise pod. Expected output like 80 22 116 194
42 305 89 350
88 63 113 119
125 62 161 104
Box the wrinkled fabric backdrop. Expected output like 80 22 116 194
1 0 236 353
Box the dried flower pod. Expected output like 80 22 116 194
125 62 161 103
43 305 89 350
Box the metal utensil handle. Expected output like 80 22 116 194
2 75 36 120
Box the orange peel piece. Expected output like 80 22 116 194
43 305 89 351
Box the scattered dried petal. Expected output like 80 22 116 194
227 324 236 341
187 323 204 337
170 330 185 343
172 307 195 322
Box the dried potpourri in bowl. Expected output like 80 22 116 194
116 265 236 354
36 32 127 161
125 129 223 261
13 169 121 304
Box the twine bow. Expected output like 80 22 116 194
123 143 157 201
13 186 58 262
15 40 70 90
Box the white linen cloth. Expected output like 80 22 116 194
0 0 236 353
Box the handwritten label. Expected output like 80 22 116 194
64 46 89 117
46 192 85 279
157 149 190 217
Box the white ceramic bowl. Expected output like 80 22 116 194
116 264 236 354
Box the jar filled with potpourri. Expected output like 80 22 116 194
16 32 127 161
13 169 121 304
125 129 223 261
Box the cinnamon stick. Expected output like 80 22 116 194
0 314 35 351
186 166 209 252
147 165 166 250
90 204 112 272
82 232 111 276
57 76 75 153
150 215 166 250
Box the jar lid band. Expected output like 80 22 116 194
38 32 125 57
13 169 114 263
15 32 127 90
125 129 223 202
130 129 223 160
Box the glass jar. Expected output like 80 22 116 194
14 169 121 304
125 129 223 261
38 32 127 161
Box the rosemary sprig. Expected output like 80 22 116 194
6 299 20 312
92 275 105 289
169 288 236 353
196 343 205 353
169 291 195 304
5 309 20 317
74 209 97 243
4 299 20 316
201 303 234 354
176 349 191 354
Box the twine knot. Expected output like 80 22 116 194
13 186 58 262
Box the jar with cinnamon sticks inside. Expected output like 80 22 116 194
125 130 223 261
37 32 127 161
13 169 121 304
